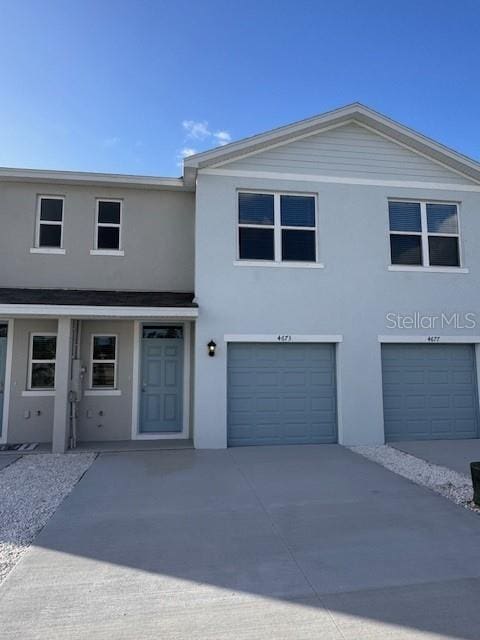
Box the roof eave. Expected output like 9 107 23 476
0 167 194 191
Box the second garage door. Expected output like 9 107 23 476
227 343 337 446
382 343 479 441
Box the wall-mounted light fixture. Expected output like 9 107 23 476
207 340 217 357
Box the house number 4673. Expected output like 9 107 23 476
277 335 292 342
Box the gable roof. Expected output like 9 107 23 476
183 103 480 186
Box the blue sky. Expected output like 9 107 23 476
0 0 479 176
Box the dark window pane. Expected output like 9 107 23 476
428 236 460 267
97 226 120 249
282 229 316 261
92 363 115 388
239 227 274 260
40 198 63 222
427 203 458 234
98 201 121 224
280 195 315 227
39 224 62 247
31 363 55 388
0 324 7 338
32 335 57 360
142 326 183 339
390 234 422 265
238 193 274 225
93 336 116 360
388 202 421 232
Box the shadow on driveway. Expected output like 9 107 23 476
1 445 480 639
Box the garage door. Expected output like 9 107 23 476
227 343 337 446
382 344 479 441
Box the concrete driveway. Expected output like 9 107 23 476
392 439 480 476
1 445 480 639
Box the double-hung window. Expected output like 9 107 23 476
91 335 117 389
95 200 122 252
36 196 64 249
389 200 461 268
29 334 57 390
238 192 317 263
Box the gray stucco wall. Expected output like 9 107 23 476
7 319 57 443
0 182 194 291
77 320 134 442
193 172 480 448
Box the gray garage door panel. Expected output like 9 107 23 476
227 343 337 446
382 344 479 441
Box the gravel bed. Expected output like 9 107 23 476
349 445 480 514
0 453 96 584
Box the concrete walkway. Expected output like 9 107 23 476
1 445 480 639
392 439 480 476
0 455 19 471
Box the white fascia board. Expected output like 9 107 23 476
0 167 192 191
378 335 480 343
202 168 480 192
224 334 343 343
0 304 198 319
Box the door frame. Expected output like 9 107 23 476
131 320 191 440
0 319 14 445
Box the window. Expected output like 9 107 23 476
389 201 461 268
95 200 122 251
91 335 117 388
142 325 183 339
29 334 57 389
238 192 317 263
36 196 64 248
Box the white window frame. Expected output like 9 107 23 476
27 333 57 391
33 195 65 253
236 190 320 266
91 199 124 256
388 199 463 271
90 334 118 389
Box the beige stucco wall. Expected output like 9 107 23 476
7 319 57 443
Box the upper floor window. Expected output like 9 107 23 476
389 201 460 268
95 200 122 251
36 196 64 248
238 192 317 263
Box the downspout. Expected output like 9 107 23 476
68 319 82 449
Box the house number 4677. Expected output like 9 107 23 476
277 335 292 342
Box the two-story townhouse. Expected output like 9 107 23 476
187 104 480 448
2 103 480 452
0 171 196 452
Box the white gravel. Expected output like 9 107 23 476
350 444 479 514
0 453 96 584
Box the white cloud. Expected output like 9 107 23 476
177 120 232 166
182 120 211 140
176 147 197 167
179 147 197 158
213 130 231 146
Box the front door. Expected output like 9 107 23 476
140 325 184 433
0 324 8 438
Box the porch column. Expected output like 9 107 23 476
52 317 72 453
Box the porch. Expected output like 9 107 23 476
0 288 198 452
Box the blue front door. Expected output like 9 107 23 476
0 325 7 438
140 326 184 433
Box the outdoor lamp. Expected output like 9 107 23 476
207 340 216 357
